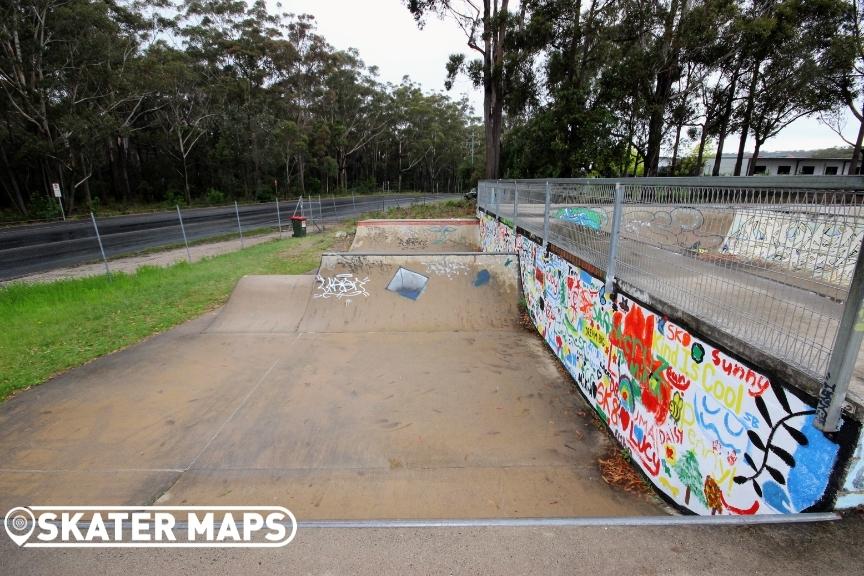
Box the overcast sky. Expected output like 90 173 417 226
275 0 857 154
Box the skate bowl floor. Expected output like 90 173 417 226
349 218 480 252
0 251 664 519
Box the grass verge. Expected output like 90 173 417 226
0 229 339 401
353 198 476 221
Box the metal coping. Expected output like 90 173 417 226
23 512 840 530
356 219 479 226
296 513 840 528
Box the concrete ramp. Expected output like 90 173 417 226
350 219 480 252
298 253 521 333
206 275 314 333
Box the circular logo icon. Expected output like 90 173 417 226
4 507 35 546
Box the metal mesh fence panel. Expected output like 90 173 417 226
478 178 864 380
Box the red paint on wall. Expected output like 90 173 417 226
611 305 672 425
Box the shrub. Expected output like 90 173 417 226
206 188 226 205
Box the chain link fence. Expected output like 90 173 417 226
0 194 452 282
479 178 864 387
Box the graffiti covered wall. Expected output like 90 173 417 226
480 213 516 252
836 434 864 509
481 212 850 515
722 209 864 286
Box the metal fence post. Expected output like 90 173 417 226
542 181 551 249
176 205 191 263
319 193 324 231
234 201 245 248
512 180 518 228
605 183 625 295
276 198 283 237
815 233 864 431
90 212 110 278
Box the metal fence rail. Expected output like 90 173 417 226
478 178 864 419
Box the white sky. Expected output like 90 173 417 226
274 0 857 154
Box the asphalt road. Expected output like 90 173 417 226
0 193 457 281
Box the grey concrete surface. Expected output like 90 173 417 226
2 512 862 575
0 255 662 519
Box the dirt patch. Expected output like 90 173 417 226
598 449 650 495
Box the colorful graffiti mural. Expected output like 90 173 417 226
481 215 848 514
555 207 604 230
836 434 864 509
480 213 516 252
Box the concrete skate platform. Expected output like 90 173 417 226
0 246 664 519
349 219 480 252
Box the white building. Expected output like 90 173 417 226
704 154 855 176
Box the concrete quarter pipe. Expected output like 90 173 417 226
0 218 663 519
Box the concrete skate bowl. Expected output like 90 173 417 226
0 236 664 522
350 218 480 252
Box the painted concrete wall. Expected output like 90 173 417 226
350 219 480 252
836 434 864 508
480 212 859 514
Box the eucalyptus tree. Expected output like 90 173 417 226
149 44 215 204
405 0 513 179
821 0 864 174
729 0 851 174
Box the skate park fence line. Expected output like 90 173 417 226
477 176 864 514
0 194 450 282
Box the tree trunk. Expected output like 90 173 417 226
284 146 291 196
734 62 761 176
481 0 508 180
670 123 683 176
644 0 684 176
119 137 132 205
748 140 762 176
712 63 742 176
0 145 27 215
851 103 864 175
695 123 709 176
182 155 191 205
78 150 92 209
298 153 305 196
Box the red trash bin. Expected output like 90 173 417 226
290 215 307 237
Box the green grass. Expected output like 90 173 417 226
0 231 338 401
